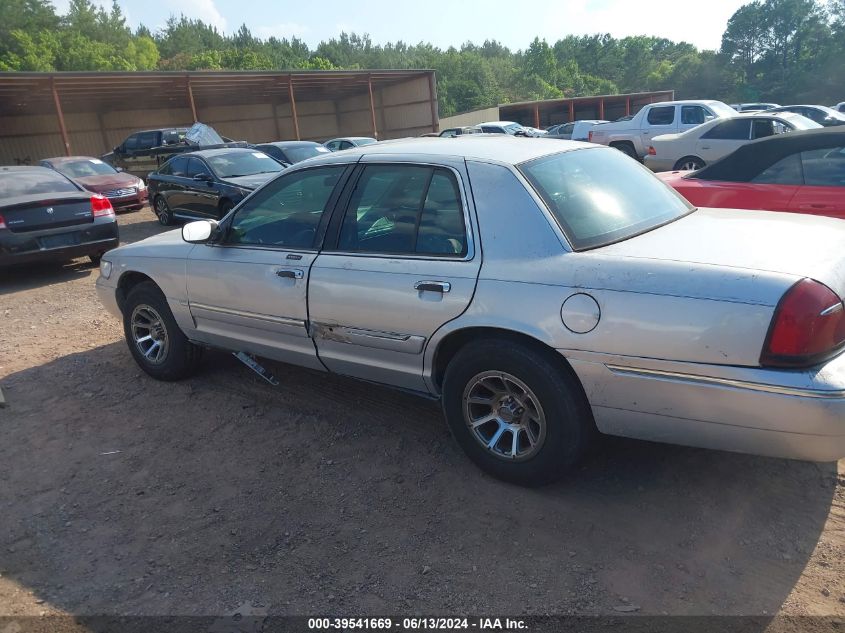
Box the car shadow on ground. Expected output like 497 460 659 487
0 343 837 622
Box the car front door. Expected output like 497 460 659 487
185 164 351 369
789 145 845 218
641 105 677 149
186 157 220 218
156 155 191 214
308 158 481 392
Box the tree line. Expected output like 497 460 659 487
1 0 843 117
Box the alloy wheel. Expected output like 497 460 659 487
130 304 170 364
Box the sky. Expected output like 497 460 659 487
51 0 749 52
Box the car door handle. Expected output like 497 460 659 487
276 268 304 279
800 203 831 210
701 145 711 150
414 280 451 293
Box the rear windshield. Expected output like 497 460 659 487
285 145 331 163
519 147 694 250
206 151 284 179
54 158 118 178
0 170 80 198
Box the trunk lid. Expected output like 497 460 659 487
2 193 93 233
599 207 845 299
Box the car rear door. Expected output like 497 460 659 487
155 155 191 214
696 119 751 164
788 145 845 219
186 157 220 218
696 151 804 211
185 164 351 369
308 157 481 392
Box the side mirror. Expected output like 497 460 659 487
182 220 218 244
115 167 124 172
193 173 212 182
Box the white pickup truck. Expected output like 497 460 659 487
588 100 737 160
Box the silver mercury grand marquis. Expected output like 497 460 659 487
96 136 845 485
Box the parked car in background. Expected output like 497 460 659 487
644 112 820 172
97 136 845 485
323 137 377 151
588 100 736 160
544 123 566 135
251 141 331 166
40 156 148 211
439 126 482 137
545 120 609 141
658 128 845 219
477 121 526 135
767 105 845 127
0 166 118 266
833 102 845 113
102 123 247 180
147 148 283 226
729 103 780 112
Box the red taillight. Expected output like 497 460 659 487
647 146 656 156
0 214 6 230
761 278 845 367
588 131 594 142
91 194 114 218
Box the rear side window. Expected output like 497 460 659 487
702 119 750 140
520 147 693 251
751 153 803 185
187 157 211 179
751 119 788 140
647 106 675 125
337 165 467 256
801 147 845 187
0 170 80 197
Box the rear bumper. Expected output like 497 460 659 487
567 351 845 462
0 219 119 266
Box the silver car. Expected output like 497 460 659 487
96 136 845 485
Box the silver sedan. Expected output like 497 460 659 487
96 136 845 485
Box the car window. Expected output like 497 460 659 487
440 129 458 137
54 158 117 178
226 166 343 248
339 141 354 150
255 145 282 161
168 156 189 177
647 106 675 126
481 126 503 134
123 134 139 151
701 119 751 140
206 151 282 178
519 147 693 251
325 141 339 151
187 157 212 179
751 119 789 139
562 123 576 134
801 147 845 187
751 153 803 185
137 131 159 149
681 106 709 125
0 170 80 197
285 145 330 163
337 165 466 256
161 130 186 145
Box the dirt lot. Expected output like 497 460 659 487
1 207 844 625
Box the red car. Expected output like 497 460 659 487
658 128 845 220
39 156 148 211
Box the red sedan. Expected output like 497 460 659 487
39 156 148 211
658 128 845 220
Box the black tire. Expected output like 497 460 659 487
673 156 705 171
88 253 102 266
611 142 639 160
154 195 173 226
218 199 234 220
442 339 595 486
122 281 202 381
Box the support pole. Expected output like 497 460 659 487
428 72 439 133
288 74 300 141
533 104 540 128
51 79 71 156
368 74 378 139
625 97 631 117
568 100 575 122
598 98 605 120
186 76 198 122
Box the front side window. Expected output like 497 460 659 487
751 153 803 185
647 106 675 126
337 165 467 256
226 166 343 248
167 156 188 177
187 157 212 179
801 146 845 187
137 131 159 149
123 134 139 150
339 141 354 150
520 147 693 251
702 119 751 140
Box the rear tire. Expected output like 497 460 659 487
611 142 639 160
442 339 595 486
88 253 102 266
673 156 705 171
154 196 173 226
122 281 202 381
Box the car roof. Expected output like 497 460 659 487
478 121 520 127
692 127 845 182
180 147 259 159
41 155 101 163
0 165 55 173
257 141 320 148
314 135 596 165
326 137 374 142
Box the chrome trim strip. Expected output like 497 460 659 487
821 303 844 316
189 302 304 328
606 364 845 399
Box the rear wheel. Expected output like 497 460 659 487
88 253 102 266
673 156 705 171
442 339 595 486
611 142 638 160
154 196 173 226
122 281 202 381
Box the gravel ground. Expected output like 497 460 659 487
1 207 844 626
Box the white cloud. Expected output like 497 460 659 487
255 22 310 39
182 0 227 33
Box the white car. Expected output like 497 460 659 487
834 102 845 113
644 112 821 172
477 121 525 135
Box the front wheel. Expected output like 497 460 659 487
154 196 173 226
674 156 705 171
122 281 202 381
442 339 595 486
